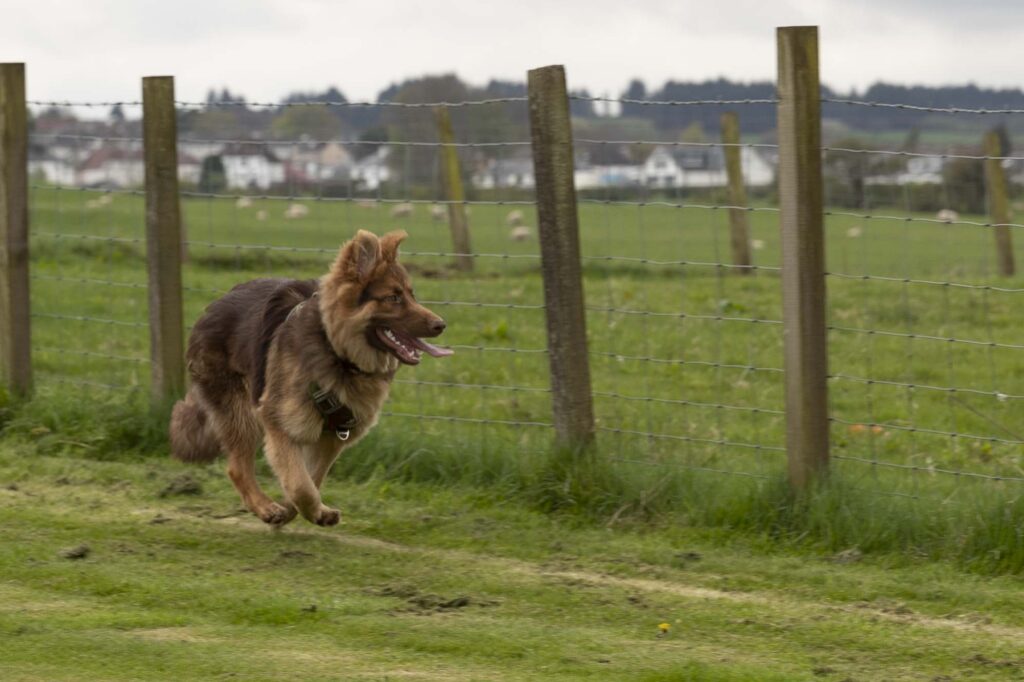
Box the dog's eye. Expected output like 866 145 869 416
385 294 402 304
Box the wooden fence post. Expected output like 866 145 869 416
527 65 595 450
0 63 31 396
142 76 185 404
434 107 473 272
983 130 1015 276
720 112 753 274
776 27 829 489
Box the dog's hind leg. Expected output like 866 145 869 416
226 446 296 526
264 427 341 527
209 389 296 526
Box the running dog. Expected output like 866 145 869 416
169 229 451 526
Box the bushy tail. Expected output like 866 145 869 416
170 389 221 463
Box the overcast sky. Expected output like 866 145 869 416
2 0 1022 105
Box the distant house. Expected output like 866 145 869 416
641 145 774 189
574 164 643 189
219 143 286 190
28 143 76 185
865 156 944 186
78 146 145 187
176 152 202 186
471 157 535 190
350 146 393 191
284 141 354 183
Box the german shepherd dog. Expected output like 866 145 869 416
169 230 451 527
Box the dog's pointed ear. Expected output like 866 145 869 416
335 230 381 282
379 230 408 264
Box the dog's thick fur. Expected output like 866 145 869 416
170 230 446 526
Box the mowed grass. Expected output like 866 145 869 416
1 446 1023 681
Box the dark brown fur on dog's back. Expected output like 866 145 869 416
169 278 316 463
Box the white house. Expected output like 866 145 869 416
471 157 535 190
350 146 393 191
28 144 77 185
641 145 774 189
574 164 643 190
219 143 286 190
78 147 145 187
865 156 944 186
283 141 353 183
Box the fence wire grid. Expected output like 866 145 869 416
24 87 1024 498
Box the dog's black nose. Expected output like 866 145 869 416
430 318 447 334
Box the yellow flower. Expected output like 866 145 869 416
658 622 671 633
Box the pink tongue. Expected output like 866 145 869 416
411 337 454 358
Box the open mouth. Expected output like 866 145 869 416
376 327 454 365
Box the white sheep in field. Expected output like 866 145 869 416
236 196 253 209
506 209 524 227
430 205 446 221
84 199 102 210
936 209 960 222
255 209 268 222
284 203 309 219
510 225 532 241
97 193 113 206
390 203 414 218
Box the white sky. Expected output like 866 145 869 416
1 0 1022 104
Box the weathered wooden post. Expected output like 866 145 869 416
720 111 753 274
0 63 31 396
527 65 595 450
776 27 829 489
142 76 185 404
434 106 473 271
983 130 1015 276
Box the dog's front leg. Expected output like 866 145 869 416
263 427 341 527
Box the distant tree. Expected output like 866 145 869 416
198 155 227 194
621 79 648 118
271 105 343 139
943 156 986 213
354 126 389 160
109 104 125 123
678 121 706 143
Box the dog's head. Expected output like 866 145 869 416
319 229 452 372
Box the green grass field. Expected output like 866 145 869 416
25 186 1024 490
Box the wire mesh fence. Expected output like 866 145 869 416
17 62 1024 501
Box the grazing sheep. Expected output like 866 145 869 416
936 209 960 222
236 196 253 209
846 225 863 238
751 239 765 251
430 205 446 221
506 209 524 227
97 193 113 206
255 209 268 222
510 225 532 241
284 203 309 219
390 203 414 218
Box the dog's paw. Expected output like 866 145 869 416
314 505 341 527
258 502 297 527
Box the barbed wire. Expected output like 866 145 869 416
30 132 533 148
822 97 1024 115
569 95 778 106
28 97 529 109
834 454 1024 483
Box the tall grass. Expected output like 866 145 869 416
4 388 1021 574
